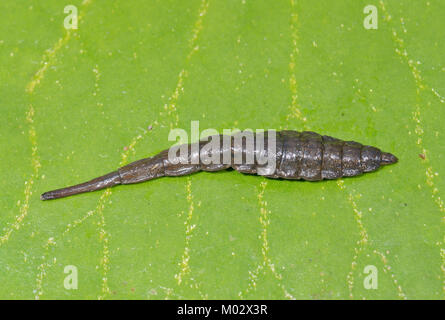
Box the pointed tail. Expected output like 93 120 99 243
40 171 122 200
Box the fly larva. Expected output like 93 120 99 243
41 130 397 200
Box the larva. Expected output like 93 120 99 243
41 130 397 200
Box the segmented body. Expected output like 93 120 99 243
41 130 397 200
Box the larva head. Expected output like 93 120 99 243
380 151 398 166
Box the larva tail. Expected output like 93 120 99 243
40 171 122 200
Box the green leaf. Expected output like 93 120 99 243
0 0 443 299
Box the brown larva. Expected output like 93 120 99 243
41 130 397 200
